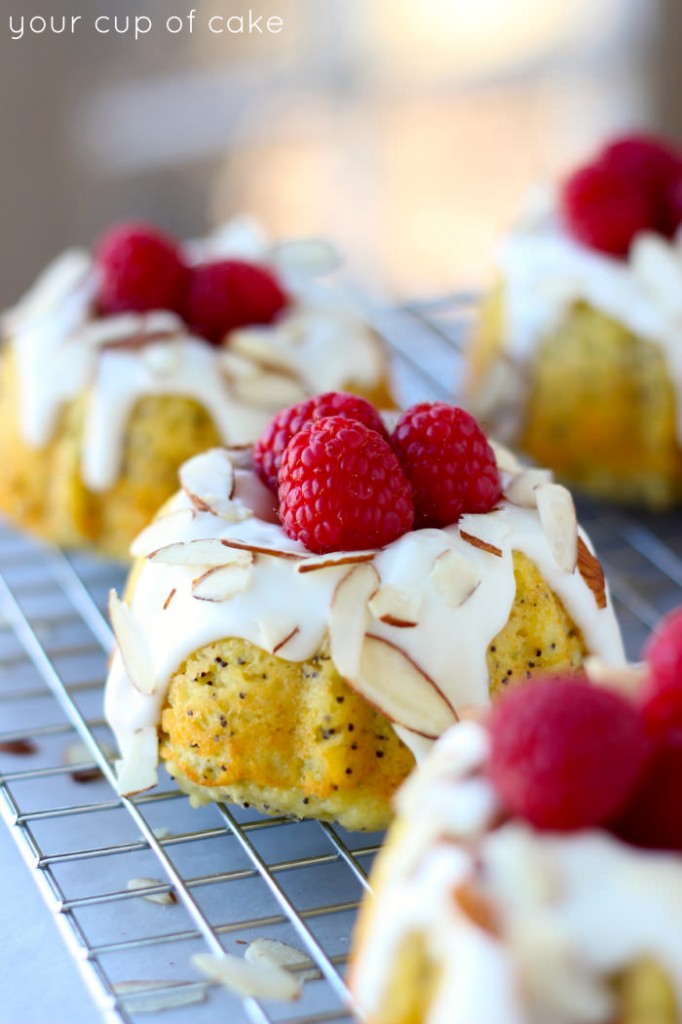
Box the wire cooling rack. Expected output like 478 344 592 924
0 296 681 1024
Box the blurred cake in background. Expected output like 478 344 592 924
0 218 390 558
349 609 682 1022
468 134 682 508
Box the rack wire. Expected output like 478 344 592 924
0 296 680 1024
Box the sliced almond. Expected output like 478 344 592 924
452 880 500 936
459 530 503 558
64 739 113 783
109 591 156 696
127 877 177 906
430 550 481 608
191 952 301 1002
116 727 158 796
141 340 182 376
230 370 307 409
230 330 302 373
504 468 554 508
368 584 421 627
350 635 457 738
273 626 300 655
0 738 37 756
179 449 241 519
577 537 607 609
489 439 523 475
76 310 184 349
329 563 381 680
192 564 252 602
583 657 646 697
130 509 196 559
536 483 578 573
163 589 176 610
148 539 253 569
220 537 304 560
245 939 317 981
297 550 376 574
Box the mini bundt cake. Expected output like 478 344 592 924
468 133 682 507
349 627 682 1023
105 397 624 831
0 219 390 557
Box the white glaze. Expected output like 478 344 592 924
3 220 385 492
104 453 624 792
351 721 682 1024
495 188 682 442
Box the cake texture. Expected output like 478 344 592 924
105 398 624 830
468 134 682 507
349 651 682 1024
0 219 390 557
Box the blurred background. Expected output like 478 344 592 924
2 0 679 305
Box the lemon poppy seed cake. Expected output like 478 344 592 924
468 133 682 507
349 638 682 1024
104 397 624 830
0 218 390 558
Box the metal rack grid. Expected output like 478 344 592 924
0 296 680 1024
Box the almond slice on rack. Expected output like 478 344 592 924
536 483 578 573
329 563 381 679
179 449 251 522
115 727 158 796
430 550 481 608
192 952 301 1002
350 635 457 738
129 508 196 559
192 564 252 602
297 550 376 574
504 468 554 508
109 591 156 696
368 584 421 627
148 539 253 569
126 877 177 906
245 939 317 982
113 981 207 1012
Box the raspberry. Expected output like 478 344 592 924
185 259 288 345
560 163 650 257
601 134 682 236
487 678 649 831
254 393 389 492
390 403 500 527
95 221 188 316
611 730 682 852
639 606 682 737
278 416 414 553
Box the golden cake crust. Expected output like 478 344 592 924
469 286 682 508
158 552 587 830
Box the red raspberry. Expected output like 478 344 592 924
95 221 189 316
390 403 500 527
185 259 288 345
611 729 682 853
487 678 649 831
601 134 682 236
278 416 414 553
254 392 389 493
639 606 682 737
560 163 650 257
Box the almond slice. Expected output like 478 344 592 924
230 330 302 373
148 539 253 569
504 468 554 508
329 563 381 679
452 880 500 936
489 439 523 475
113 981 207 1012
192 564 252 602
536 483 578 573
368 584 421 627
577 537 607 609
297 550 376 574
127 877 177 906
230 371 307 409
115 727 158 796
460 530 503 558
191 953 301 1002
430 550 481 607
130 509 196 559
350 635 457 739
273 626 300 655
109 591 156 696
245 939 317 982
179 449 240 519
583 656 646 697
0 738 37 756
220 537 304 560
